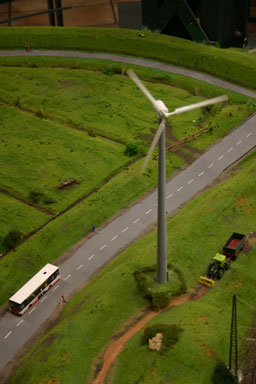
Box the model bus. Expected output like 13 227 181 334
9 264 60 316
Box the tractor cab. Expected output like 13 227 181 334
213 253 226 266
207 253 231 280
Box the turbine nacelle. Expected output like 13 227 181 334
153 100 169 118
127 69 228 170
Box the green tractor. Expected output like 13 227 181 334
207 253 231 280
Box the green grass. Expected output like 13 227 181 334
0 58 253 148
145 270 181 294
0 55 254 305
0 193 48 253
6 150 256 384
172 102 252 150
0 103 130 212
2 64 251 149
0 152 183 305
111 279 254 384
0 27 256 90
0 65 202 144
0 26 255 384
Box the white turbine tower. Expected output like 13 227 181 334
127 69 228 284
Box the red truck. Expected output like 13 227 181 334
222 232 246 260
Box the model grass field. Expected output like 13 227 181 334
0 27 256 383
1 27 256 89
0 57 253 303
6 152 256 384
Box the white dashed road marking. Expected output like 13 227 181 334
64 274 71 281
17 320 23 327
111 235 118 241
208 163 214 168
177 186 183 192
88 254 95 261
53 285 59 291
29 308 35 315
122 227 128 233
4 331 12 340
145 209 152 215
246 132 252 137
236 140 242 145
167 193 173 199
76 264 83 270
218 155 224 160
198 171 204 177
40 296 47 303
133 218 140 224
100 244 106 250
228 147 233 152
187 179 194 184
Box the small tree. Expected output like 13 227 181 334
142 324 183 350
28 190 44 204
211 362 238 384
3 230 24 251
125 143 138 157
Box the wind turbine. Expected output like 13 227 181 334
127 69 228 284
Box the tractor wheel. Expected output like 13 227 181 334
207 263 215 277
224 260 231 270
208 264 219 280
217 268 225 280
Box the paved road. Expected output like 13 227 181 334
1 50 256 99
0 51 256 371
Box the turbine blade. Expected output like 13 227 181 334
127 69 156 107
167 95 228 117
142 119 166 172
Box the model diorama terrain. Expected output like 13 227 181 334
0 27 256 384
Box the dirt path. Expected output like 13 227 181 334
92 285 209 384
92 311 158 384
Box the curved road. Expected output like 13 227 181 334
0 50 256 372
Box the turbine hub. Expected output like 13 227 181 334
154 100 169 118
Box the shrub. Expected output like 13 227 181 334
133 270 148 297
103 68 114 76
3 230 24 251
103 66 122 76
211 362 238 384
171 265 187 296
88 128 96 137
202 105 213 114
142 323 183 350
43 196 56 205
28 191 55 205
28 190 44 204
151 291 171 310
125 143 139 157
133 264 187 310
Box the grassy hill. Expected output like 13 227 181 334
0 27 256 90
0 55 253 305
6 150 256 384
0 27 255 384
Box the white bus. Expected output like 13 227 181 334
9 264 60 316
